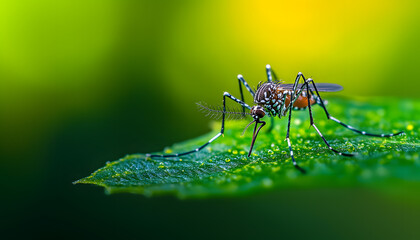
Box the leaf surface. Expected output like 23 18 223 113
74 97 420 198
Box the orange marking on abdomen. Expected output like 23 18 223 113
284 94 316 108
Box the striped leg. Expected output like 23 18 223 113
285 72 306 173
237 74 255 97
280 83 305 117
301 78 354 156
266 64 273 82
329 117 403 137
237 74 255 115
307 78 404 138
147 92 251 158
266 64 279 82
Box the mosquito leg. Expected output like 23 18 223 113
237 74 255 115
281 74 306 115
147 92 251 158
266 64 273 82
279 91 289 117
285 72 306 173
307 78 404 137
329 116 404 137
237 74 255 97
302 80 354 156
266 64 280 82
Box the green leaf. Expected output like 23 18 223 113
74 97 419 198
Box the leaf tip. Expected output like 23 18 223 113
72 176 95 185
72 178 86 185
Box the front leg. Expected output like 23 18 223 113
147 92 250 159
237 74 255 115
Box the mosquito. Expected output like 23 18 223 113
146 65 404 173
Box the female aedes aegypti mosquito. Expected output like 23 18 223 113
146 65 404 173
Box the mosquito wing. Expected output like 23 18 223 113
280 83 343 92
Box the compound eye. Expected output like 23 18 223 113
250 106 266 119
254 107 265 118
256 109 265 118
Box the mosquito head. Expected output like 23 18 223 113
242 108 266 157
251 105 265 120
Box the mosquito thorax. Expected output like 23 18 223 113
251 106 265 119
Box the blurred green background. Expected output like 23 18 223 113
1 0 419 239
